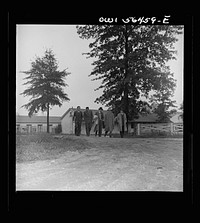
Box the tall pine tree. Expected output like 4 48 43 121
77 25 183 127
21 49 70 133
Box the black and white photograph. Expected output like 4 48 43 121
15 22 185 192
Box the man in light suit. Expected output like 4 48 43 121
116 109 127 138
104 108 114 137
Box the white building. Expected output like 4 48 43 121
170 112 183 123
16 115 61 133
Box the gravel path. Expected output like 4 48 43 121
16 136 183 191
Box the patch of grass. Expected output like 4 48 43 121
16 134 92 163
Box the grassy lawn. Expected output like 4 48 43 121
16 133 182 163
16 133 92 163
16 134 183 191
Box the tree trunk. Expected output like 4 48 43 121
47 103 49 133
124 25 129 132
124 85 129 133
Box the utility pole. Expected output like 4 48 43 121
47 103 49 133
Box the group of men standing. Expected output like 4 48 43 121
73 106 127 138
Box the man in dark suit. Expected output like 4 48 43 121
73 106 83 136
84 107 93 136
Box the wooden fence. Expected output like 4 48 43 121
137 123 183 135
173 123 183 134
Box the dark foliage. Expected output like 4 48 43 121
21 49 70 132
77 25 183 122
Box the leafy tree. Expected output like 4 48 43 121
148 69 177 122
21 49 70 133
77 25 183 128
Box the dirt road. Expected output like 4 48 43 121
16 136 183 191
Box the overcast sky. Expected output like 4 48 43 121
16 25 183 116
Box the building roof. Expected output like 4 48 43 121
133 113 159 123
60 109 182 123
16 115 61 124
61 108 160 123
133 112 183 123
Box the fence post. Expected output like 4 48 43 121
137 123 140 136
